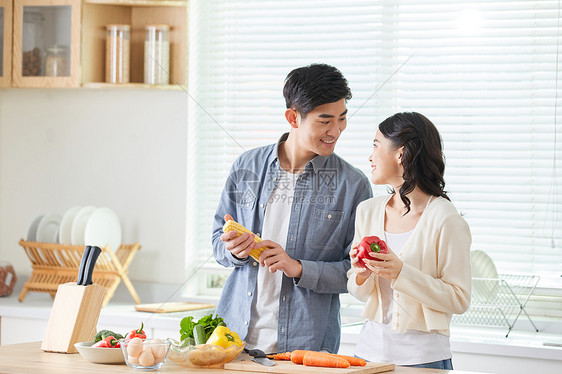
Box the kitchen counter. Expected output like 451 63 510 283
2 282 561 373
0 342 488 374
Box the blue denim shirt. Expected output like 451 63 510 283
212 133 372 353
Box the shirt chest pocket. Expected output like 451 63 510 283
307 208 345 251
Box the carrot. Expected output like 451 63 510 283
290 350 313 364
302 351 350 368
330 354 367 366
268 352 291 360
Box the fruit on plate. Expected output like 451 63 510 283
356 236 388 268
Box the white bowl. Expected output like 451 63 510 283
74 341 125 364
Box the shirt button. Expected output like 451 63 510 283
256 232 260 237
248 292 252 296
260 203 264 208
253 262 258 266
281 326 284 332
244 321 248 326
273 177 277 181
328 214 332 219
282 296 286 302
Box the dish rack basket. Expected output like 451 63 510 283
18 239 141 307
452 274 540 337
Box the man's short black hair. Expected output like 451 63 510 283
283 63 352 118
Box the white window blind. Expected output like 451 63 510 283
185 0 562 299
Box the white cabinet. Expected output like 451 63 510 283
1 316 48 345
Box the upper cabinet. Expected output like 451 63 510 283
12 0 81 87
0 0 188 89
0 0 13 87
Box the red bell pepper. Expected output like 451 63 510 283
126 322 147 340
356 236 388 268
92 335 120 348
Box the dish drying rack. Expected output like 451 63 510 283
452 274 540 337
18 239 141 307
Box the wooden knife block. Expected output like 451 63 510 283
41 282 106 353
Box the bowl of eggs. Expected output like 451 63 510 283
120 337 171 370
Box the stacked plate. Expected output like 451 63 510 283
26 206 122 251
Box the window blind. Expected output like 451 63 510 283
185 0 562 297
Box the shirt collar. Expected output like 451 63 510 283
272 133 330 174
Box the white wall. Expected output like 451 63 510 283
0 88 188 286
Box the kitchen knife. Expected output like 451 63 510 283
245 348 275 367
82 246 101 286
76 246 91 285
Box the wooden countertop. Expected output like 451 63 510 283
0 342 487 374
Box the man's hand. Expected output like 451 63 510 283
258 240 302 278
220 214 255 259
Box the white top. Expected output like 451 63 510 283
245 168 298 354
354 215 452 365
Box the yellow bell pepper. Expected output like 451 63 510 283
206 326 243 348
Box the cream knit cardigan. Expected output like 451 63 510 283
347 195 472 336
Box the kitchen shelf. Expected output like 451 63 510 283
82 82 185 90
18 239 142 307
82 0 188 88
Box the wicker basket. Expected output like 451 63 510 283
18 239 141 307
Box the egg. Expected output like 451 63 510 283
150 338 166 361
139 350 155 367
127 337 143 357
128 354 140 364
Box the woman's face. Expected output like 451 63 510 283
369 129 403 186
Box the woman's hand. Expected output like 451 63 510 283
350 243 372 285
364 247 403 280
258 240 302 278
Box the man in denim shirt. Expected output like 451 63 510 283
212 64 372 354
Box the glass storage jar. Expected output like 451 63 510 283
22 10 45 76
44 45 69 77
105 24 130 83
144 24 170 85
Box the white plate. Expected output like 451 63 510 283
74 341 125 364
70 206 96 245
84 207 122 251
36 213 62 243
59 206 82 245
470 250 499 302
26 214 44 241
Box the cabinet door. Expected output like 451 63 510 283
12 0 80 87
0 0 12 88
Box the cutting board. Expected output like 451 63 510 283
224 358 395 373
134 301 215 313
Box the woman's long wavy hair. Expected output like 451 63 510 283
378 112 450 214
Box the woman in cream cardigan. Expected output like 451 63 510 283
347 112 471 369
